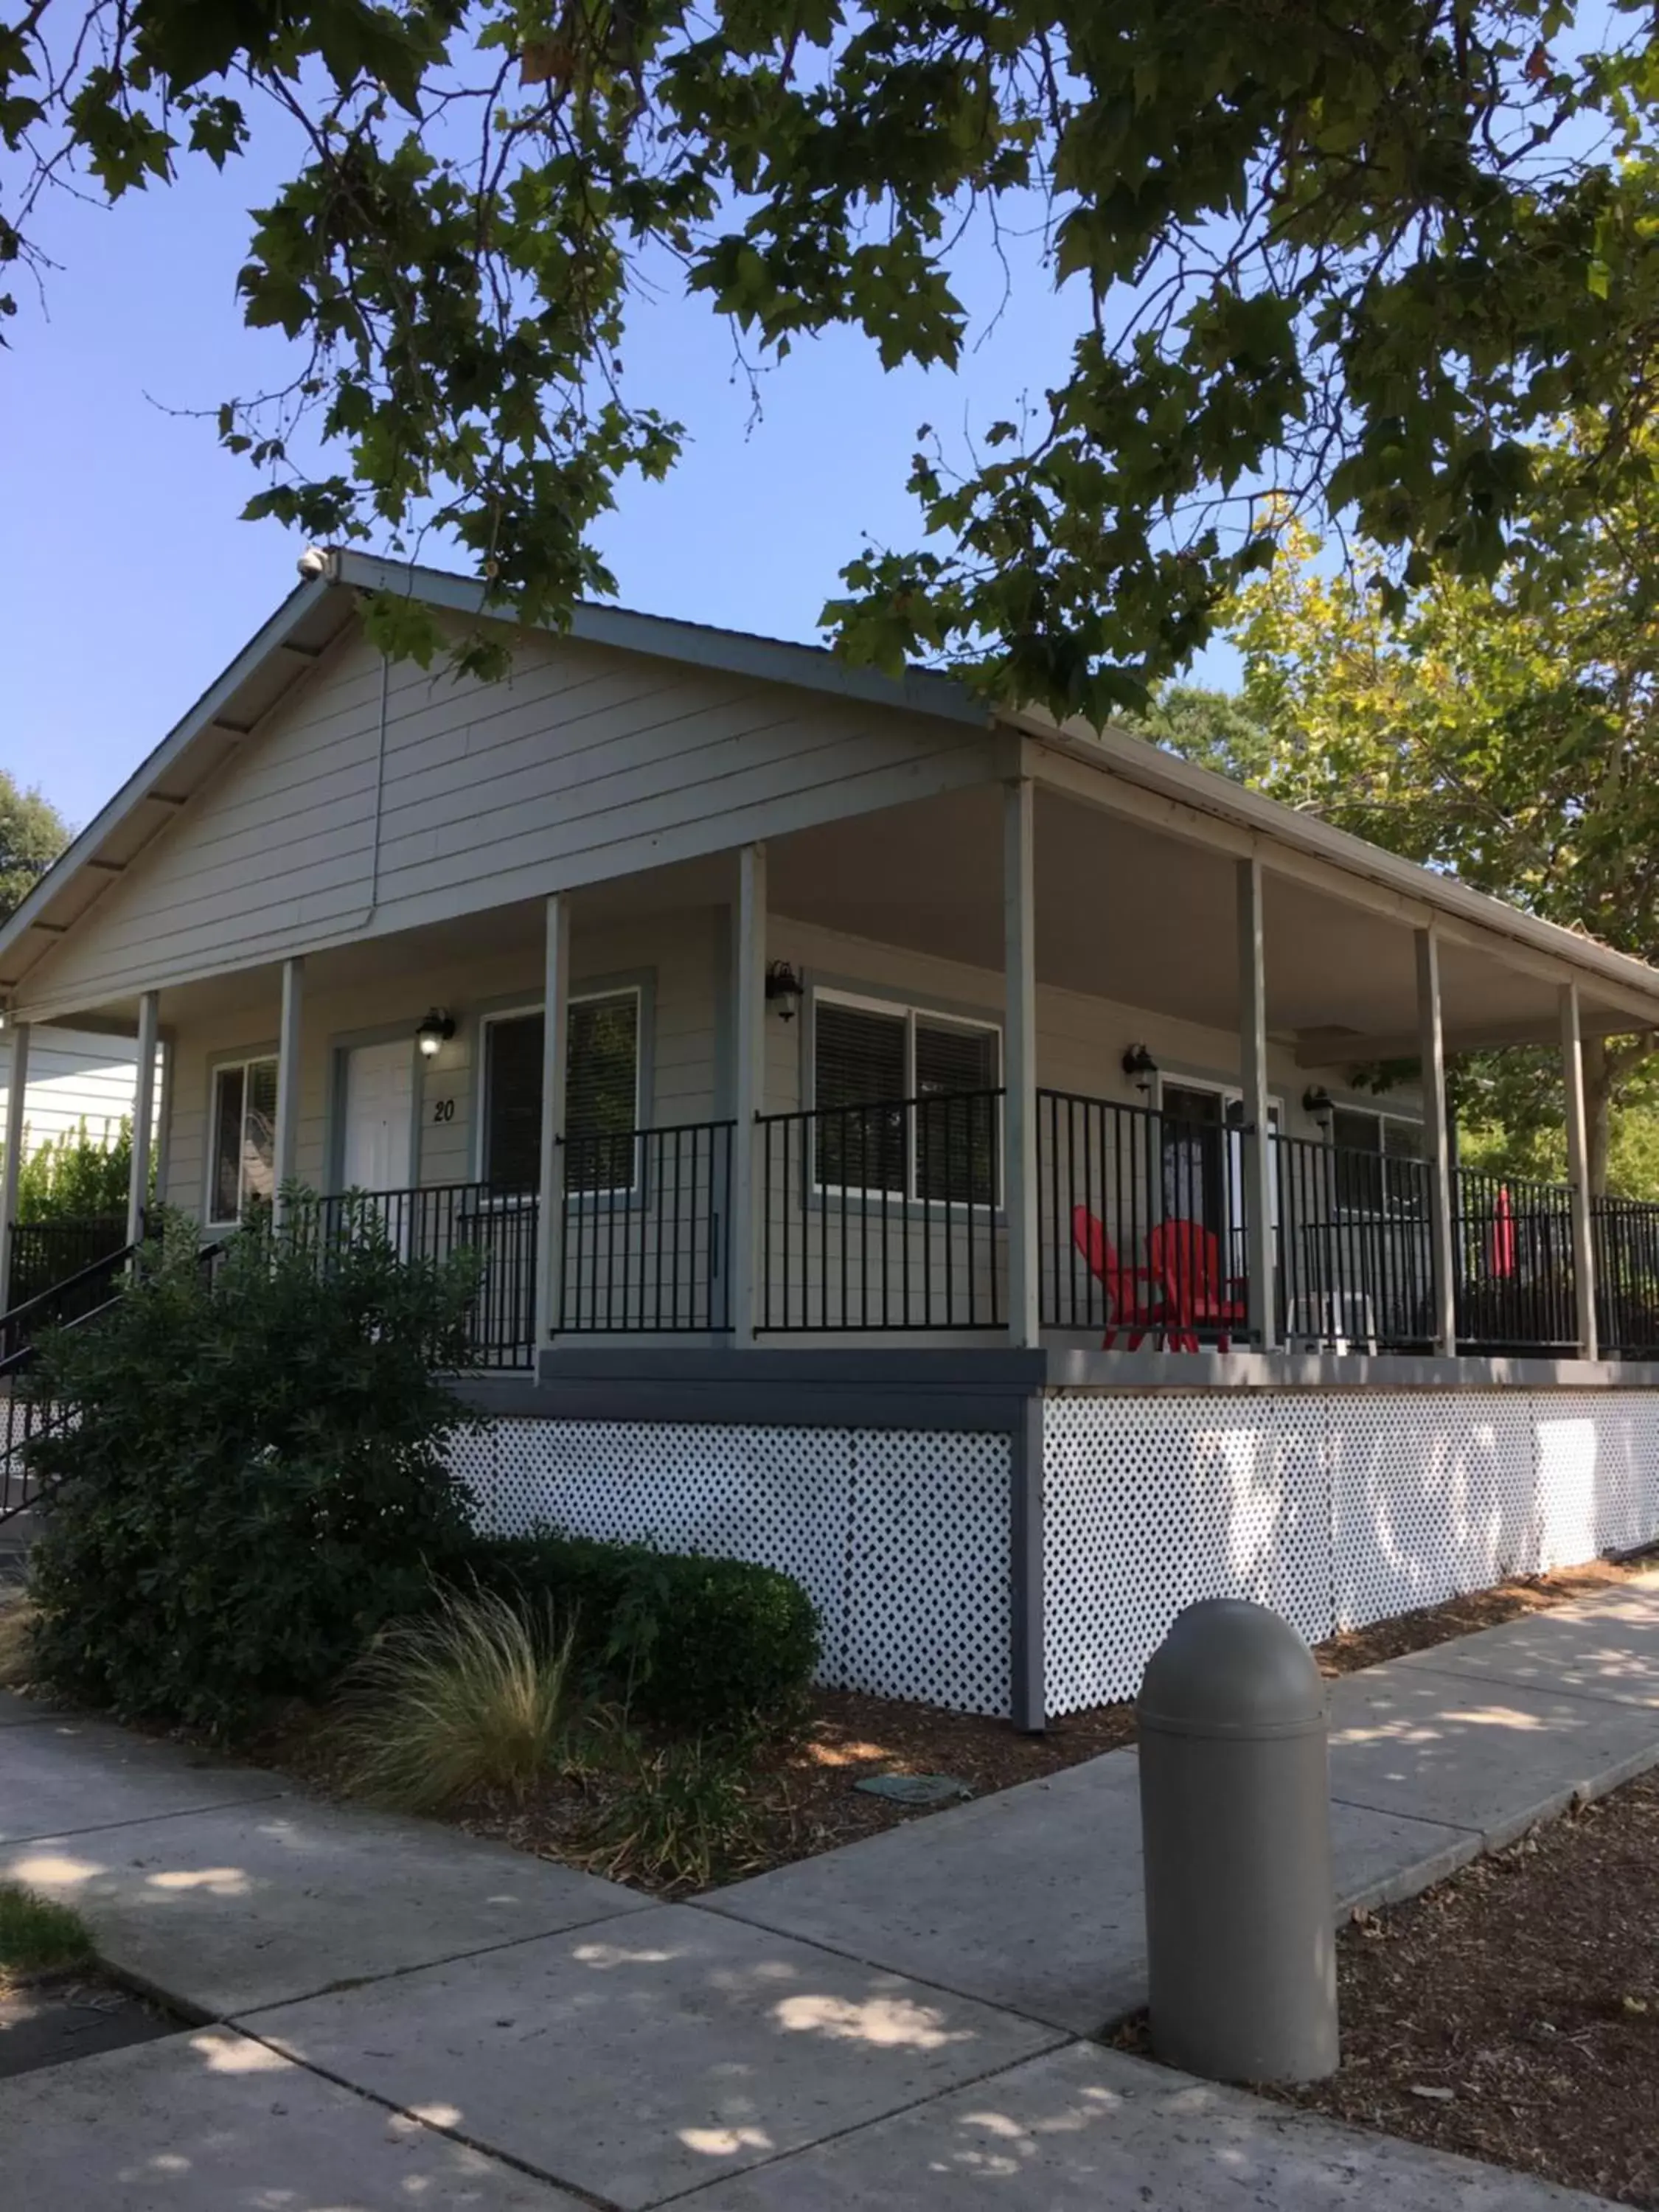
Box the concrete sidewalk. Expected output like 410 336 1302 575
4 1576 1656 2211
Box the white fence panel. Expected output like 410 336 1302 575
451 1416 1012 1715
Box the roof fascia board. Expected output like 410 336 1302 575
1012 714 1659 1023
0 573 336 981
332 551 991 729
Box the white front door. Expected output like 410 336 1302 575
341 1040 414 1192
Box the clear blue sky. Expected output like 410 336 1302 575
3 143 1238 834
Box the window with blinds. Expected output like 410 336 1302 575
1332 1105 1425 1215
813 993 1001 1205
209 1054 278 1223
482 990 641 1197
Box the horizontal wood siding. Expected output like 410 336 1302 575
0 1028 150 1155
24 623 990 1019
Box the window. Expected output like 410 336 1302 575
1331 1105 1425 1214
812 991 1001 1205
209 1054 278 1223
481 989 641 1197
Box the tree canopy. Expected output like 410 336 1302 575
7 0 1659 713
0 771 68 922
1147 431 1659 1188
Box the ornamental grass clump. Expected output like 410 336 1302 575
333 1585 578 1814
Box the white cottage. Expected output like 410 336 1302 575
5 549 1659 1723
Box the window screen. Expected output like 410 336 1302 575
209 1056 277 1222
813 998 998 1202
484 992 641 1195
484 1013 544 1194
1332 1107 1385 1213
814 1002 906 1195
916 1019 998 1203
566 993 641 1194
212 1064 244 1223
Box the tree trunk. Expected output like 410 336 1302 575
1583 1034 1613 1197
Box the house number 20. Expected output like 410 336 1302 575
431 1098 456 1123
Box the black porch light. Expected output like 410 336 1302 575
1301 1085 1335 1125
765 961 805 1021
1121 1042 1158 1094
417 1007 456 1060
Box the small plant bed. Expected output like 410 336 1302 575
1259 1769 1659 2209
1311 1554 1649 1677
0 1885 177 2081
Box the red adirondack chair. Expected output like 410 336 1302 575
1148 1217 1249 1352
1071 1207 1162 1349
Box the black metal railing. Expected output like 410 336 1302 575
758 1090 1005 1331
1452 1168 1577 1352
1033 1088 1607 1357
0 1236 141 1365
1274 1131 1435 1351
558 1120 734 1333
1593 1196 1659 1357
9 1216 128 1310
1037 1089 1251 1338
303 1183 540 1368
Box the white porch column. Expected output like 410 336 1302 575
1237 857 1276 1349
535 894 571 1343
729 844 767 1344
0 1020 30 1310
1560 981 1599 1360
1004 778 1040 1348
126 989 160 1249
271 958 304 1229
1416 927 1457 1353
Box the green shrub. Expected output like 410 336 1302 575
464 1530 819 1737
27 1201 484 1739
332 1586 578 1813
16 1116 137 1225
591 1729 762 1891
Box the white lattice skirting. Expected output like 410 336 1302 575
451 1389 1659 1722
451 1419 1013 1716
1044 1389 1659 1715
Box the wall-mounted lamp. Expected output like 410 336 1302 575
1121 1043 1158 1094
765 961 805 1023
1301 1085 1335 1125
417 1008 456 1060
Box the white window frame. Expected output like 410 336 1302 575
809 984 1004 1209
205 1051 279 1228
476 985 644 1203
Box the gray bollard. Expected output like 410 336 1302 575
1136 1596 1338 2084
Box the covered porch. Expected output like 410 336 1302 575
16 737 1659 1379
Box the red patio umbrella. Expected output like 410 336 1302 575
1490 1184 1517 1279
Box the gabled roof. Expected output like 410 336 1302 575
0 550 987 997
9 548 1659 1032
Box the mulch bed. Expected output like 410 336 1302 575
13 1551 1651 1896
1261 1769 1659 2208
335 1552 1653 1892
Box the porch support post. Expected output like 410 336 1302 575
0 1020 29 1310
1560 981 1599 1360
1236 857 1276 1349
730 844 766 1345
127 989 159 1250
1009 1391 1046 1731
271 959 304 1231
1416 926 1457 1353
535 894 571 1343
1004 778 1040 1348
